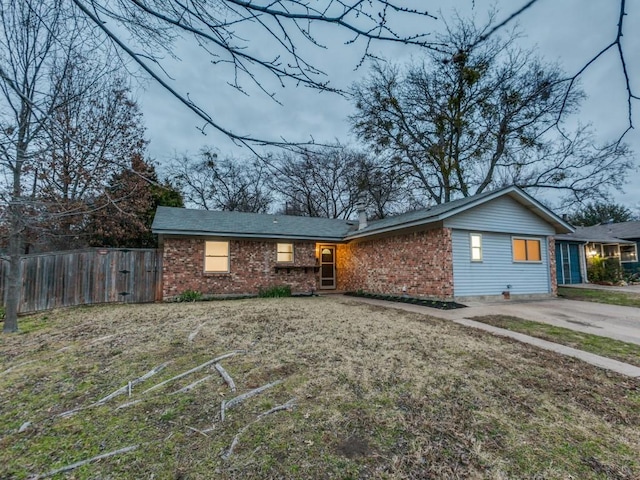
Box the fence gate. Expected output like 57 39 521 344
0 248 162 314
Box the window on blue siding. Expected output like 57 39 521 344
470 234 482 261
513 238 541 262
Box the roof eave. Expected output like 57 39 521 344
556 235 635 244
344 217 440 240
153 229 347 242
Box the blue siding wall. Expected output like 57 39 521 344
444 196 556 235
451 230 551 297
446 196 555 297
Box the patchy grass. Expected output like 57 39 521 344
558 286 640 308
1 298 639 479
258 285 292 298
471 315 640 368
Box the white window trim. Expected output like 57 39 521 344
512 236 543 263
620 244 638 263
276 242 294 263
470 233 483 262
204 240 230 273
602 243 620 259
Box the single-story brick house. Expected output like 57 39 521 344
555 221 640 284
151 186 573 301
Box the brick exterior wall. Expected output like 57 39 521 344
161 237 317 299
548 236 557 296
336 227 454 299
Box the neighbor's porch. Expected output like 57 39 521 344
585 241 637 267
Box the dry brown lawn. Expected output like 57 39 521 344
1 296 639 479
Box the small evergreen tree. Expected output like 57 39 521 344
568 202 635 226
87 155 183 248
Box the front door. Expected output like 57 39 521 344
319 245 336 289
568 244 582 283
556 243 583 284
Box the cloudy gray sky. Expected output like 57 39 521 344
137 0 639 212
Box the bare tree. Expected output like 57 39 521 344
350 18 634 207
269 147 360 218
476 0 638 140
30 60 147 251
60 1 637 146
38 61 145 205
0 0 69 332
263 145 404 219
355 154 412 219
169 148 271 213
0 0 139 332
69 0 442 147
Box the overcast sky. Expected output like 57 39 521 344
136 1 639 213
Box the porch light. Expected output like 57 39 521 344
588 249 598 257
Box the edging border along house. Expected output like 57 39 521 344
151 186 573 301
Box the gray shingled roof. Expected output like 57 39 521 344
152 207 355 241
554 232 635 244
575 222 640 240
345 189 498 238
556 222 640 244
153 185 573 241
346 185 572 238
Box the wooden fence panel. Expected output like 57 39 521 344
0 248 161 314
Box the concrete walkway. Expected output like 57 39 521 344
346 296 640 378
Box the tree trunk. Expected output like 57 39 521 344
4 117 27 333
3 253 21 333
3 204 22 333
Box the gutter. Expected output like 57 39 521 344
153 230 347 242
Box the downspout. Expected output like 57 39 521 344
580 241 589 284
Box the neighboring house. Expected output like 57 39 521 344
555 221 640 284
151 186 573 301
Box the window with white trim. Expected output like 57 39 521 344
512 237 542 262
470 233 482 261
277 243 294 263
621 244 638 263
204 241 229 272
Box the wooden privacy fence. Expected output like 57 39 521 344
0 248 162 314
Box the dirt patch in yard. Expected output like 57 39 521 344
1 298 639 479
335 435 371 458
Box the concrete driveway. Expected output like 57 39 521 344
436 297 640 345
